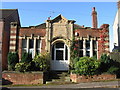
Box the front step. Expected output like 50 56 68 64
46 71 71 84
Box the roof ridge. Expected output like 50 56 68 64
0 9 18 10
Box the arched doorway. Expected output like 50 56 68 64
51 41 69 71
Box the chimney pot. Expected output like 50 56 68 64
92 7 95 11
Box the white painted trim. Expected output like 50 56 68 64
90 38 93 57
34 38 36 56
83 38 86 56
26 38 29 53
96 41 98 59
40 39 42 53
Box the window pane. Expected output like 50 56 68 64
79 40 83 49
22 49 27 53
36 50 40 55
52 45 54 60
22 39 27 48
79 50 83 57
86 40 90 49
56 50 63 60
29 39 34 48
93 51 97 56
65 46 68 60
93 40 97 49
86 51 90 57
36 39 40 48
56 42 64 48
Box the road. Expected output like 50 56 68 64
1 81 120 90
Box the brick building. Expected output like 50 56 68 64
0 9 20 70
1 7 109 71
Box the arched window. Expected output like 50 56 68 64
52 42 68 61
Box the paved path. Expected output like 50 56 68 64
2 81 120 90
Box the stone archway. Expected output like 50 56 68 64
51 41 69 71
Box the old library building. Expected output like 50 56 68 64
0 7 109 71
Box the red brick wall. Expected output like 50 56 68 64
0 21 4 69
75 24 109 59
2 72 44 85
1 20 11 70
70 74 116 83
19 28 46 37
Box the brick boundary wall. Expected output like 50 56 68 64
2 71 48 85
70 74 116 83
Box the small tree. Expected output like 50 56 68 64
32 52 50 71
8 52 19 71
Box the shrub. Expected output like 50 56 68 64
73 57 100 76
98 54 120 75
15 62 27 72
20 52 32 63
100 54 110 64
107 66 119 74
7 52 19 71
32 52 50 71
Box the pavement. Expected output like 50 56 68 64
1 81 120 90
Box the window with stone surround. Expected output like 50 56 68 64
78 39 97 58
22 38 41 58
52 42 68 60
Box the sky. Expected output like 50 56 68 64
1 2 118 51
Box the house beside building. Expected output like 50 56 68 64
0 7 109 71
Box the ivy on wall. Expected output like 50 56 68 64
70 38 79 70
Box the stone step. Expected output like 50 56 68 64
46 71 71 84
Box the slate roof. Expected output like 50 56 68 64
35 23 46 29
0 9 20 26
34 23 82 29
74 24 83 29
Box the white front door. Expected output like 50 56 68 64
51 42 69 71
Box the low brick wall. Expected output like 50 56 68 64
70 74 116 83
2 71 47 85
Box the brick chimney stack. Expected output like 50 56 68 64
92 7 98 28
